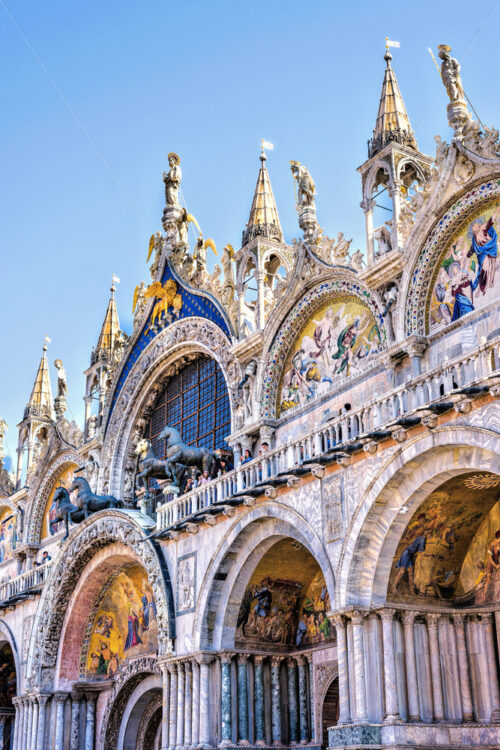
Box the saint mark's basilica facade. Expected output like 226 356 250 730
0 43 500 750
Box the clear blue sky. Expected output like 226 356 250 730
1 0 499 466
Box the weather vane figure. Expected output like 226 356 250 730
163 152 182 207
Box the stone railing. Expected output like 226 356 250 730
155 337 500 533
0 562 52 605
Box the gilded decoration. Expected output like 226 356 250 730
405 178 500 335
235 539 333 650
278 295 383 415
40 463 78 540
429 198 500 329
81 563 157 679
388 471 500 605
261 280 385 419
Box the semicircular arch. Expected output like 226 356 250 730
339 424 500 608
25 510 174 693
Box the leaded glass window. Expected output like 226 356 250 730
146 356 231 459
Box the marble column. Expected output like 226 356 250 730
168 663 178 750
254 656 266 746
36 694 50 750
287 658 299 743
452 614 473 722
84 692 96 750
192 659 201 748
380 609 401 722
54 692 67 750
30 697 39 750
482 613 500 722
297 655 309 744
350 611 368 723
270 656 282 746
25 697 33 750
332 616 350 724
0 716 6 748
21 697 29 750
237 654 249 745
197 654 214 749
220 652 232 747
160 664 170 750
70 692 82 750
184 661 193 747
12 697 22 750
401 611 419 721
177 662 185 749
425 614 445 722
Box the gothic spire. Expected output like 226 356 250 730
368 49 417 158
242 147 283 246
27 337 54 418
95 277 121 359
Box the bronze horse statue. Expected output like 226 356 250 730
52 486 86 540
135 437 189 497
70 476 123 515
158 425 218 488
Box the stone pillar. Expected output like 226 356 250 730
70 692 82 750
425 614 445 722
177 662 185 748
36 694 50 750
332 615 350 724
296 655 309 744
237 654 249 745
452 614 473 722
220 652 232 747
54 692 67 750
380 609 401 722
350 611 368 722
198 654 214 749
192 659 201 748
160 664 170 750
184 661 193 747
270 656 282 746
287 657 299 743
25 697 33 750
21 697 29 750
11 697 20 750
0 716 6 748
254 656 266 746
169 663 178 750
401 611 420 721
84 692 96 750
30 697 39 750
482 614 500 722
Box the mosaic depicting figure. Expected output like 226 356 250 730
0 509 16 563
278 297 383 414
389 472 500 605
430 201 500 328
84 564 157 679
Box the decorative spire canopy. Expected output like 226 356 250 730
94 277 121 362
368 49 417 158
242 147 283 246
26 337 54 419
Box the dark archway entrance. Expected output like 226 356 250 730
322 677 339 748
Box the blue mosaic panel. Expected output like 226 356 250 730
107 261 231 423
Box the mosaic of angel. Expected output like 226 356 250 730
0 509 16 562
279 297 383 414
430 203 500 328
85 565 157 680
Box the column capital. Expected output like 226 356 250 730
270 655 282 668
36 693 50 707
220 651 233 665
451 612 466 627
177 660 185 673
84 691 96 704
379 608 396 622
54 692 69 704
425 612 441 629
330 613 346 629
480 612 493 624
295 654 308 667
196 652 216 666
348 609 366 625
237 653 250 665
401 610 416 626
183 659 193 672
253 654 266 665
286 657 297 668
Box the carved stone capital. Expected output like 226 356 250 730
363 441 378 455
391 427 407 443
422 414 438 430
454 398 472 414
336 455 351 467
451 613 466 628
264 487 278 499
196 653 216 666
220 651 233 665
310 464 326 478
348 609 365 625
331 614 346 630
379 608 396 623
185 522 199 535
270 655 282 667
401 610 416 627
237 653 250 665
425 612 441 629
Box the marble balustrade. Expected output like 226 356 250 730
329 606 500 732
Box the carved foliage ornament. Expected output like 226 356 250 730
26 514 174 692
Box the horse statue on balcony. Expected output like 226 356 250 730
135 438 174 497
52 486 86 540
70 476 123 515
158 425 218 489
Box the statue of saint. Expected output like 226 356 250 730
54 359 68 398
290 161 316 208
163 152 182 206
438 45 466 104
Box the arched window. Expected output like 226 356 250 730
147 356 231 457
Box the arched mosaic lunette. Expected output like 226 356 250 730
259 279 387 419
405 177 500 336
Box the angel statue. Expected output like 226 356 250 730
221 244 235 288
438 45 466 104
290 161 316 208
132 281 147 328
163 152 182 207
54 360 68 398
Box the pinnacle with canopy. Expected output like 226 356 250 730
242 145 283 246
